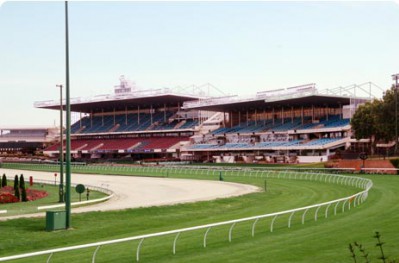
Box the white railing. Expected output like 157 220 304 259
0 170 372 262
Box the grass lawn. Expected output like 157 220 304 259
0 181 107 217
0 164 397 262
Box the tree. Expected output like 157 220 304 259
0 174 2 188
13 175 19 192
1 174 6 187
351 85 399 153
19 174 25 189
15 186 20 201
21 184 27 202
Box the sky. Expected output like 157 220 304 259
0 1 398 127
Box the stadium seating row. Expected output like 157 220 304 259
211 115 349 135
45 137 188 152
188 137 344 150
71 112 198 134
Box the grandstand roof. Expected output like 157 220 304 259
35 92 203 113
183 94 353 112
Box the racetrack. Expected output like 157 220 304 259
0 169 259 220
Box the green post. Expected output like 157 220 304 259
64 0 71 229
58 84 64 203
219 171 223 181
264 179 267 192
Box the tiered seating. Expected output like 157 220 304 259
255 140 302 148
71 112 194 134
45 137 189 153
97 138 141 151
302 137 342 146
139 137 187 151
179 119 198 129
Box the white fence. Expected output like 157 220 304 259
0 170 373 262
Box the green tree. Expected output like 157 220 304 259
351 85 399 153
1 174 6 187
14 185 20 201
21 184 27 202
13 175 19 192
19 174 25 189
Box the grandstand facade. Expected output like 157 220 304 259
0 126 58 154
35 79 373 164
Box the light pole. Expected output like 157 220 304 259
393 73 399 155
56 84 64 203
64 0 72 229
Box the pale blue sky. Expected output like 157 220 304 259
0 1 398 126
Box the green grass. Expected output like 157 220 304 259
0 165 398 263
0 181 106 217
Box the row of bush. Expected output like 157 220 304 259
1 174 29 203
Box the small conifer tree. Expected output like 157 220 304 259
2 174 7 187
19 174 25 189
15 186 20 201
21 184 27 202
13 175 19 191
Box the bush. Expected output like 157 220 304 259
389 159 399 174
13 175 18 192
14 186 20 201
21 185 27 202
0 193 19 204
1 174 6 187
19 174 25 189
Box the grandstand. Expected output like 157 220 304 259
35 79 375 164
0 126 58 154
35 76 207 161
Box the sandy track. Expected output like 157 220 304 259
0 169 259 220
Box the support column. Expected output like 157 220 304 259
150 105 153 124
137 105 140 124
312 105 314 122
102 109 104 126
281 107 284 124
301 106 304 124
291 106 294 123
272 108 275 125
113 108 116 126
255 109 258 126
125 106 128 125
164 103 166 122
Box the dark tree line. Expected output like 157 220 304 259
351 85 398 154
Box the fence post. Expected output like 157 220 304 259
288 211 295 228
325 203 332 218
92 245 101 263
252 218 260 237
314 206 322 221
302 208 309 224
46 253 53 263
228 223 236 242
136 238 145 262
203 227 212 248
270 215 278 232
173 232 181 254
334 201 340 215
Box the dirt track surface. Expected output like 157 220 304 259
0 169 259 220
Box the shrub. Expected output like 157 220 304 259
1 174 6 187
21 185 27 202
19 174 25 189
0 193 19 204
13 175 19 192
389 159 399 174
14 186 20 201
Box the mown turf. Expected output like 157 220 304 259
0 166 394 263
